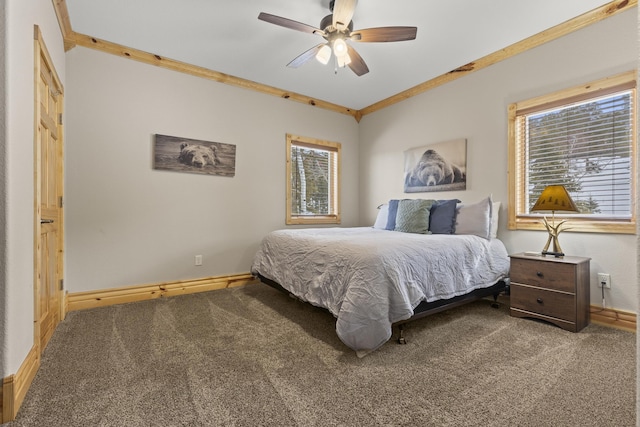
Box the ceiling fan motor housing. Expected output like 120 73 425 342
320 14 353 33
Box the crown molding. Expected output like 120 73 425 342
52 0 636 121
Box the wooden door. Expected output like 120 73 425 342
34 26 64 354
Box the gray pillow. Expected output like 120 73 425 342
394 199 435 234
455 196 493 239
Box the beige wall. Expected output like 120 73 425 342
64 47 360 292
358 9 638 312
3 0 65 375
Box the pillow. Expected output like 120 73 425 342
455 196 493 239
373 204 389 229
429 199 461 234
394 199 435 234
385 199 400 230
490 201 501 239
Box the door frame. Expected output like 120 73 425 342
33 25 65 355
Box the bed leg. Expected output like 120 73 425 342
490 292 501 309
397 324 407 345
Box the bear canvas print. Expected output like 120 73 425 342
404 139 466 193
154 134 236 177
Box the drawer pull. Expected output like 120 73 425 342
536 298 543 304
536 271 543 278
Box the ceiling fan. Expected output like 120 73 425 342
258 0 417 76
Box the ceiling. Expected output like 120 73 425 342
64 0 615 112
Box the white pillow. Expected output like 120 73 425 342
490 201 501 239
373 204 389 229
455 196 493 239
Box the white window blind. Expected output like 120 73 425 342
290 145 337 216
519 88 634 219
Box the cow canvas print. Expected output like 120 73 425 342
404 139 466 193
153 134 236 177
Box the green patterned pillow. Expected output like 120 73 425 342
394 199 435 234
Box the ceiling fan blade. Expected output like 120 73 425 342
351 27 417 42
346 45 369 76
258 12 324 36
287 44 326 68
332 0 357 30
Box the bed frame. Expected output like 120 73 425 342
256 274 510 345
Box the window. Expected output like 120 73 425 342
508 71 636 234
286 134 341 225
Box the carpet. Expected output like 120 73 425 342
9 284 636 426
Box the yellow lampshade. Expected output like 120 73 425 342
531 185 578 213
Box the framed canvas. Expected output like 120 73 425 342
404 138 466 193
153 134 236 177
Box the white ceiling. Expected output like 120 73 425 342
65 0 612 111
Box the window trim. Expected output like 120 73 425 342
508 70 637 234
286 133 341 225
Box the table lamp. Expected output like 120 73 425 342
530 185 578 257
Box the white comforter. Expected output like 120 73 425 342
251 227 510 356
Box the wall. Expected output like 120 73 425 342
358 9 638 312
64 47 360 293
3 0 65 375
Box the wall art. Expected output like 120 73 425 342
154 134 236 177
404 138 466 193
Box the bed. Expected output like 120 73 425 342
251 199 510 357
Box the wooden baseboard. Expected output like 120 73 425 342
590 305 636 332
66 272 258 312
2 346 39 423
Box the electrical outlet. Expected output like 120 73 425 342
597 273 611 288
195 255 203 266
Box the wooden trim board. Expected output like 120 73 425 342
66 272 259 312
590 305 637 332
64 279 639 332
2 346 39 423
361 0 635 116
52 0 75 51
71 32 360 120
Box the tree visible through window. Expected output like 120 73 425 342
286 134 341 225
508 71 636 234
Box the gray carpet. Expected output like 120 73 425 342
9 284 636 426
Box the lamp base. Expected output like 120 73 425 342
541 217 568 258
541 250 564 258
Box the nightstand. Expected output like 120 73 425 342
509 253 591 332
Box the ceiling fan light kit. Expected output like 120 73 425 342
258 0 417 76
315 45 332 65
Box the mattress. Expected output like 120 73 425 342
251 227 510 356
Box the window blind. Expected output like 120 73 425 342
520 89 633 218
290 144 337 216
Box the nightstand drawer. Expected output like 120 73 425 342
510 284 576 322
510 258 575 293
